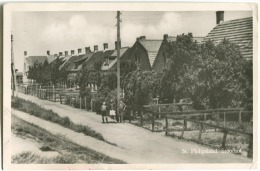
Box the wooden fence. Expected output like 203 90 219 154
165 116 253 158
16 84 91 110
135 108 253 158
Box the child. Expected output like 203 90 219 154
101 102 108 123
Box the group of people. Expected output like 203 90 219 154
100 100 126 123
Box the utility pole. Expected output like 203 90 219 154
116 11 121 117
11 33 17 97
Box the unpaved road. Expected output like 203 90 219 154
14 93 252 163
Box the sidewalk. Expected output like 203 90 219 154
14 92 253 163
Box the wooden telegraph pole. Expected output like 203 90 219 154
11 33 17 97
116 11 121 117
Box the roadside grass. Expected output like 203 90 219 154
12 97 105 141
12 115 126 164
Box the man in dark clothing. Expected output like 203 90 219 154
118 100 126 123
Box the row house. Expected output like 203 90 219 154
126 35 203 73
203 11 253 60
101 41 130 71
126 11 252 73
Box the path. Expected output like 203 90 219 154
14 93 252 163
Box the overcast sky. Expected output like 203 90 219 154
12 11 252 71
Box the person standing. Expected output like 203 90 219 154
118 100 126 123
101 102 108 123
109 99 116 121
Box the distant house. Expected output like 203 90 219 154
203 11 253 60
82 47 114 71
70 50 94 73
101 46 129 71
128 35 203 73
153 35 204 73
23 52 48 83
126 36 162 71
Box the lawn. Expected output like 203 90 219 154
11 97 106 142
12 115 126 164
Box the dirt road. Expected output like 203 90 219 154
14 93 252 163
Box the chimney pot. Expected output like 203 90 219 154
59 52 63 56
71 50 75 55
216 11 224 24
65 51 68 57
24 51 27 56
78 48 82 54
85 47 91 54
139 36 146 40
47 51 50 56
94 45 98 52
103 43 108 50
163 34 168 40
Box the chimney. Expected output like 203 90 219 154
47 50 50 56
78 48 82 54
216 11 224 24
85 47 91 54
65 51 68 57
163 34 168 40
94 45 98 52
59 52 63 56
115 41 121 50
71 50 75 55
24 51 27 56
139 36 146 40
103 43 108 50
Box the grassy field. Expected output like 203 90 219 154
11 97 105 142
12 115 126 164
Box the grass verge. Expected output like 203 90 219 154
12 115 126 164
12 97 106 142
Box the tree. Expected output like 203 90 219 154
161 33 251 109
160 33 200 103
123 70 162 110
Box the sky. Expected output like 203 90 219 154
12 11 252 71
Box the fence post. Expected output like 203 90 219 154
181 121 185 139
204 114 206 122
54 93 56 102
224 112 226 127
80 97 82 109
60 95 62 104
140 110 143 127
159 106 161 118
165 116 168 136
85 97 87 110
152 112 155 132
239 111 242 123
221 130 228 149
36 84 38 97
198 123 203 143
247 134 253 158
